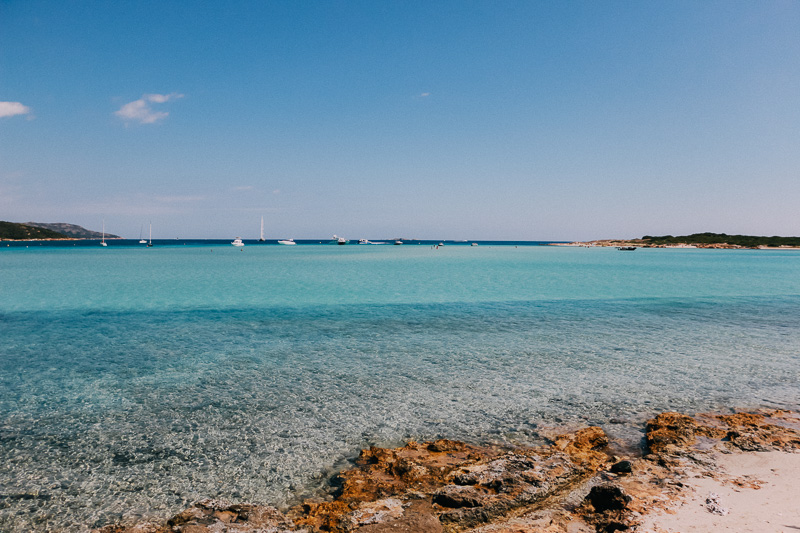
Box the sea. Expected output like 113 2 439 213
1 240 799 531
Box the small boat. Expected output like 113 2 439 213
358 239 370 245
333 235 348 245
394 240 403 245
232 237 244 247
617 246 636 251
278 239 296 245
471 243 478 246
100 220 108 246
138 225 147 244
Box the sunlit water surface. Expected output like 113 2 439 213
1 242 799 531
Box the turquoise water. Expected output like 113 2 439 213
1 243 799 531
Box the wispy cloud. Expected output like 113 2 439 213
114 93 184 124
0 101 32 119
419 92 431 98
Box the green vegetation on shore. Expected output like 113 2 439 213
642 232 800 248
0 221 70 240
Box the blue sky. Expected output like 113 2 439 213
1 1 799 240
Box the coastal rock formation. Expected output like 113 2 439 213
292 428 608 533
95 410 800 533
645 409 800 455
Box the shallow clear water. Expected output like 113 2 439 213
1 243 799 531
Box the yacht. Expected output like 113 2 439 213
232 237 244 247
333 235 348 245
277 239 296 245
100 220 108 246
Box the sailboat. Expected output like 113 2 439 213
147 222 153 247
139 225 147 244
259 216 265 242
100 220 108 246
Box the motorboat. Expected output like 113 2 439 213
278 239 296 245
232 237 245 247
471 243 478 246
358 239 370 245
333 235 348 245
617 246 636 251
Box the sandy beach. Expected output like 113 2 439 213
639 450 800 532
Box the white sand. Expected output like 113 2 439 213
639 451 800 532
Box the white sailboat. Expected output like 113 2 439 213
139 225 147 244
259 216 265 242
100 220 108 246
147 222 153 247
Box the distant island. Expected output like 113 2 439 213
560 232 800 249
0 221 120 240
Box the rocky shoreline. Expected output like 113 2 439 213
95 409 800 533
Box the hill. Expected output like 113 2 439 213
24 222 120 239
0 221 71 240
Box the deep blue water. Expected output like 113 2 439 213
1 242 799 531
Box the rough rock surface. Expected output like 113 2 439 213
95 410 800 533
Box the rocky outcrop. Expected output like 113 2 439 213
292 428 609 533
94 410 800 533
646 409 800 456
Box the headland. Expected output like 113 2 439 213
555 232 800 250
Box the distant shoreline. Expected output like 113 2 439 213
553 240 800 250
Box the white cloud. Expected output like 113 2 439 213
114 93 184 124
0 101 32 118
419 92 431 97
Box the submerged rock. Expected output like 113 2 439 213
95 498 300 533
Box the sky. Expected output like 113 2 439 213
1 0 799 240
